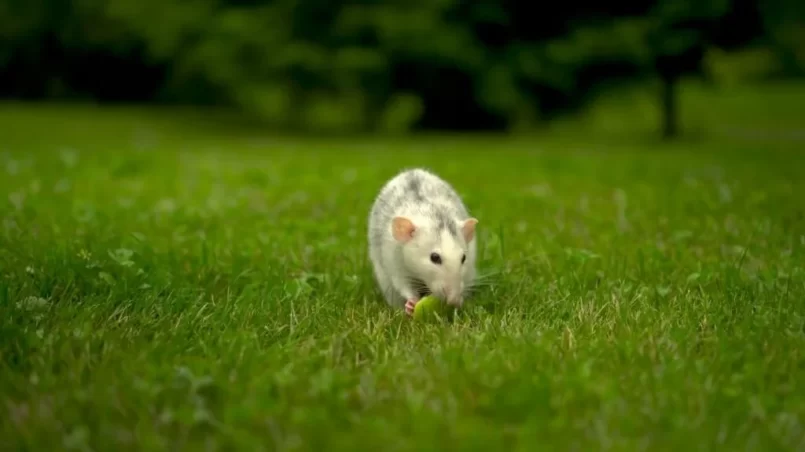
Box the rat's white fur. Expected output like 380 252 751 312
368 168 478 309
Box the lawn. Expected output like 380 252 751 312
1 87 805 451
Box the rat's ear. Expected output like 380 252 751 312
392 216 416 242
461 218 478 243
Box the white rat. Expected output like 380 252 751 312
368 168 478 316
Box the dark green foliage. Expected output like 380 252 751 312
0 0 801 133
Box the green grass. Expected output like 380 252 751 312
1 85 805 451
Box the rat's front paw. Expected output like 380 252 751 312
405 298 420 316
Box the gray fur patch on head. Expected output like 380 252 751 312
405 171 425 202
433 207 459 237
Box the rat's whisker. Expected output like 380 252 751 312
470 277 498 284
474 272 502 281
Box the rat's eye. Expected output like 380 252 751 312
461 254 466 264
430 252 442 265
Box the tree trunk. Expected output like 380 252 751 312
660 72 678 140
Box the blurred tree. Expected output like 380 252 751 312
759 0 805 76
647 0 730 139
528 0 736 139
0 0 797 135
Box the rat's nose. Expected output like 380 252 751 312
444 288 463 306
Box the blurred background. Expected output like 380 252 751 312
1 0 803 139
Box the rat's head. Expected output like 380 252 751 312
391 214 478 306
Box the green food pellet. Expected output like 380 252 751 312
413 295 453 321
